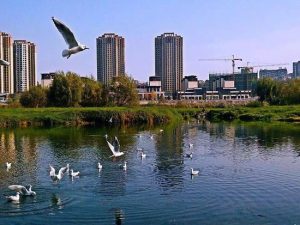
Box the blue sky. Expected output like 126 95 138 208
1 0 300 81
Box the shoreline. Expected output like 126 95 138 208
0 105 299 128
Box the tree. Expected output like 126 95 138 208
81 77 102 107
20 86 48 107
48 72 72 107
103 75 139 106
65 72 83 107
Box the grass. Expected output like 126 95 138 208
0 105 299 127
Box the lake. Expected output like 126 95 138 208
0 121 300 225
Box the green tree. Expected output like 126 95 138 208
20 86 48 107
81 77 102 107
65 72 83 107
48 73 72 107
103 75 139 106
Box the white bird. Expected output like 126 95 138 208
122 162 127 171
191 168 199 175
52 17 89 58
150 135 154 140
66 163 70 175
8 185 36 196
189 143 194 148
159 129 164 133
141 151 146 159
6 162 11 170
70 169 80 177
108 117 113 123
49 164 67 181
0 59 10 66
5 192 20 202
105 135 124 157
97 162 103 170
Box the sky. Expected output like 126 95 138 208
2 0 300 81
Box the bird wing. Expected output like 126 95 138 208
58 166 67 176
49 165 56 176
114 136 121 152
52 17 79 48
8 185 26 194
106 140 116 155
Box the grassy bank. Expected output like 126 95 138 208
0 105 299 128
205 105 300 122
0 107 186 128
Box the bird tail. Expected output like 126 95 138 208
62 49 70 58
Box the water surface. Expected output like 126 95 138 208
0 122 300 225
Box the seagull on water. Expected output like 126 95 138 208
189 143 194 148
5 192 20 202
105 135 124 157
141 151 146 159
121 162 127 171
191 168 199 175
49 164 67 181
66 163 70 175
98 162 103 170
8 185 36 196
6 162 11 170
52 17 89 58
70 169 80 177
0 59 10 66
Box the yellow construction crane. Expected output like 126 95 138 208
198 54 242 74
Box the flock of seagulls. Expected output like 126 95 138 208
1 17 201 205
3 133 199 203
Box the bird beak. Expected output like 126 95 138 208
85 47 89 49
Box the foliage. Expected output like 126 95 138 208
81 77 102 107
256 78 300 105
48 72 72 107
102 75 139 106
20 86 48 108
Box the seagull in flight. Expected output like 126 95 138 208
49 164 67 181
6 162 11 170
0 59 10 66
105 135 124 157
52 17 89 58
8 185 36 196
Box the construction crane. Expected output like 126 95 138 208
237 63 289 73
198 54 242 74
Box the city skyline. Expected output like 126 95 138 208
1 1 300 82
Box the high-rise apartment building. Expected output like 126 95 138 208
293 61 300 78
0 32 14 94
155 33 183 97
13 40 37 93
96 33 125 85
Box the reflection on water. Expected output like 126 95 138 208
0 122 299 224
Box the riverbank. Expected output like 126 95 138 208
0 105 299 127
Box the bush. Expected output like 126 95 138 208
20 86 48 108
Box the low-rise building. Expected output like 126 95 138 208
41 72 56 88
259 68 288 80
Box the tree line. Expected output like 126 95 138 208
256 78 300 105
19 71 139 107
